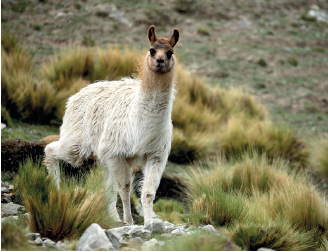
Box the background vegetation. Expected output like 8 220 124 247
1 0 328 250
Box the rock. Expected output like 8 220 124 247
1 181 5 187
25 233 41 241
128 237 144 249
1 187 9 193
141 238 159 251
258 248 275 251
1 215 18 223
128 226 152 239
144 219 165 234
164 221 177 233
1 123 6 129
34 237 43 246
1 202 26 217
56 241 66 249
105 230 120 247
76 223 114 251
305 9 328 24
2 195 12 203
108 225 139 238
200 224 218 233
43 238 56 247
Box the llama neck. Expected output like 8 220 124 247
139 58 176 93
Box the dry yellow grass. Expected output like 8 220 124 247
14 159 115 242
310 135 328 178
185 152 327 249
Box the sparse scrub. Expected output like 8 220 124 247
310 135 328 178
14 158 114 242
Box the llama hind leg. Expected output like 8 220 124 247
102 157 134 225
44 141 62 187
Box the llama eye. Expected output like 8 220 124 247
166 51 174 59
149 49 156 56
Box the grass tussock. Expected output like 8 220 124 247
153 199 187 225
185 152 328 250
1 220 32 251
14 158 114 242
310 135 328 178
224 220 315 251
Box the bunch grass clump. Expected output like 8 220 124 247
14 158 114 242
225 220 315 251
185 152 328 250
310 135 328 178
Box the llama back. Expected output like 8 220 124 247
60 78 139 161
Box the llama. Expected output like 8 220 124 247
44 25 179 225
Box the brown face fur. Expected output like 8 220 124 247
147 26 180 73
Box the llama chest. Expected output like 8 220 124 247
95 84 174 158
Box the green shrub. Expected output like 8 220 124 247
14 159 115 241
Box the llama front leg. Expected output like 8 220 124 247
102 156 134 225
141 156 166 224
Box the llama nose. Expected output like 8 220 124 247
157 58 164 64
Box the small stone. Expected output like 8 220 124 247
76 223 114 251
1 187 9 193
44 238 56 247
2 196 12 203
34 237 43 246
1 123 6 130
258 248 276 251
128 226 152 239
141 238 159 251
1 202 26 216
1 181 5 187
164 221 177 233
105 230 120 247
129 237 144 249
25 233 41 241
56 241 66 249
200 224 218 233
144 219 165 234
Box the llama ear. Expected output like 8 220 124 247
148 25 157 44
169 29 179 48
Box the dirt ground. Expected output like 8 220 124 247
1 0 328 137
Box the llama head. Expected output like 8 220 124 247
147 25 180 73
